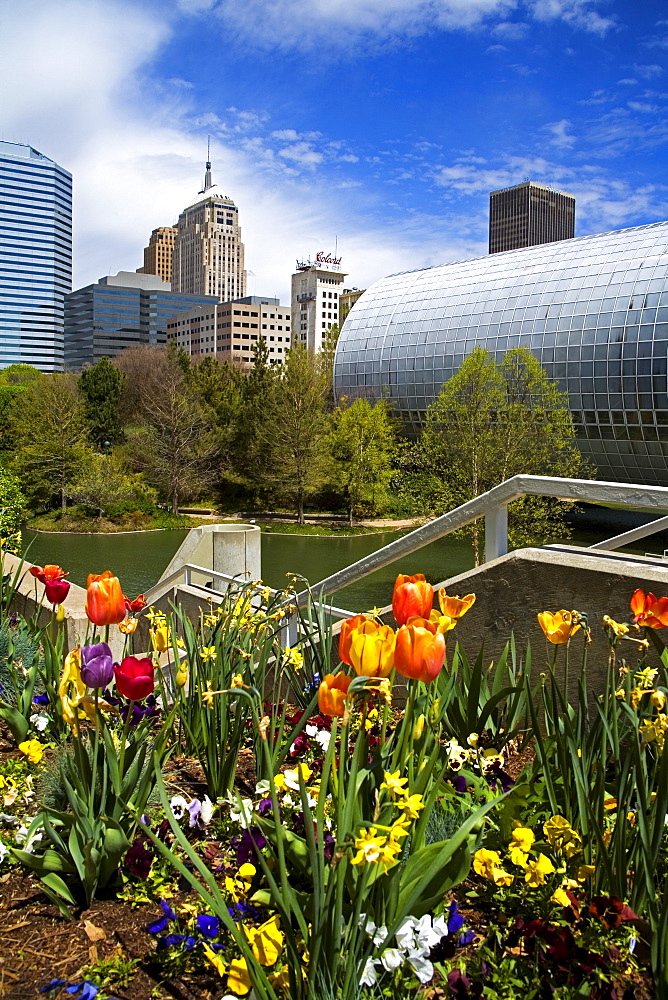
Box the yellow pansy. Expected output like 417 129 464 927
202 944 226 977
510 826 535 853
524 853 555 887
227 956 252 995
577 864 595 881
508 846 530 867
19 739 44 764
551 886 572 907
248 915 284 966
473 848 503 879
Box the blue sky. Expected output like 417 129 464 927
1 0 667 301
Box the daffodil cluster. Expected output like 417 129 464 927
350 772 425 874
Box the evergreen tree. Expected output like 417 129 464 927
327 397 397 525
232 338 279 503
78 356 125 447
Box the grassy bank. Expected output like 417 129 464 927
27 508 213 533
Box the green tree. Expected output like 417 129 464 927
127 357 219 513
0 466 27 552
78 356 126 448
11 375 92 511
66 452 147 519
2 364 42 386
0 364 42 452
232 338 279 504
421 347 585 563
191 356 244 470
261 344 329 523
327 397 397 525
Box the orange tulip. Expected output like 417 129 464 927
85 571 127 626
348 621 396 677
29 564 68 583
392 574 434 626
537 610 581 644
338 614 369 666
394 618 446 683
630 589 668 629
318 672 352 717
437 589 476 619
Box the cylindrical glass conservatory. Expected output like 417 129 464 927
333 220 668 485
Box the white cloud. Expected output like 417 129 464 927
527 0 616 34
633 63 664 79
544 119 576 147
491 19 529 38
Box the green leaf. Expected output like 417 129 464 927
0 703 29 743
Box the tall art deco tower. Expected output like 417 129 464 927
171 156 246 301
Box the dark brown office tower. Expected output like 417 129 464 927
489 181 575 254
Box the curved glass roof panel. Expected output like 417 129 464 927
333 220 668 485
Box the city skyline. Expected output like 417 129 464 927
1 0 667 304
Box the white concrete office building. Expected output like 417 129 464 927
291 253 347 352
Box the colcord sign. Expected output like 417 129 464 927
315 251 342 266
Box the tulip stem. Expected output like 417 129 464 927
118 700 135 783
90 689 100 822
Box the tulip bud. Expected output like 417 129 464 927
55 604 66 623
412 713 425 740
176 666 188 688
429 698 440 724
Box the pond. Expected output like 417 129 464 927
22 515 668 614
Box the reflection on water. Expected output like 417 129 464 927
22 518 667 613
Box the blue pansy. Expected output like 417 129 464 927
446 900 465 935
147 898 176 933
197 914 220 938
40 981 67 993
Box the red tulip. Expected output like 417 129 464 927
394 618 446 683
29 564 68 584
392 574 434 626
124 593 146 613
114 656 155 700
44 579 70 605
630 589 668 629
86 571 126 626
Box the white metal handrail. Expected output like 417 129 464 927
294 475 668 606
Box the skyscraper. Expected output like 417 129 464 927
489 181 575 254
172 158 246 301
0 141 72 371
137 226 177 283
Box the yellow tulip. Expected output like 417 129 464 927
537 610 581 644
348 623 396 678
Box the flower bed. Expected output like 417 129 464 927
0 560 665 999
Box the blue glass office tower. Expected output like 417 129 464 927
0 141 72 371
333 220 668 486
64 271 218 370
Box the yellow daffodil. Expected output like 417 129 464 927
524 853 555 886
380 771 409 799
412 713 425 740
603 615 629 638
201 645 217 662
396 793 424 820
651 690 667 711
351 827 387 865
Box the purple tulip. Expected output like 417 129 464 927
80 642 114 689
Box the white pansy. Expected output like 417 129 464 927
255 779 271 796
305 724 318 736
407 950 433 984
395 915 418 952
372 924 388 948
0 840 8 862
170 795 188 821
380 948 404 972
29 713 48 732
228 795 253 828
200 796 215 826
315 730 331 751
359 958 378 987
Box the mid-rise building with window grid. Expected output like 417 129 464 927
334 220 668 486
291 254 347 353
165 296 291 368
489 181 575 254
172 159 246 301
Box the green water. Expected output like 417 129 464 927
21 520 666 614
